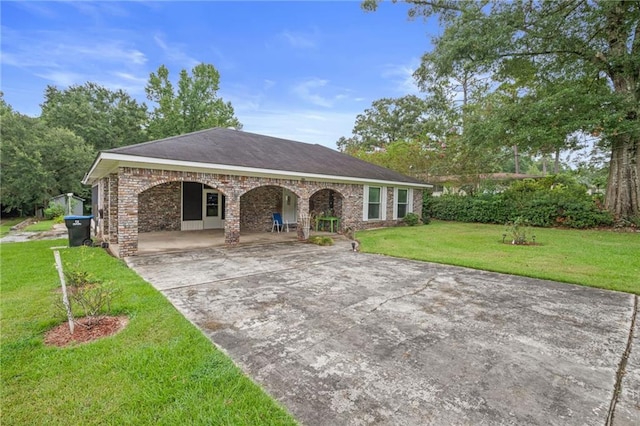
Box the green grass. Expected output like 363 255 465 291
357 220 640 295
0 218 24 237
0 239 297 426
23 220 56 232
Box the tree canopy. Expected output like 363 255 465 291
145 63 242 139
364 0 640 220
1 96 94 214
40 82 148 151
337 95 433 152
2 62 243 215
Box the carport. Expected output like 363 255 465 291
108 229 303 257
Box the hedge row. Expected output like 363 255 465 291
423 177 613 229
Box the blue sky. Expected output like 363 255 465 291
1 1 438 149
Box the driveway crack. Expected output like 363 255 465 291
368 278 436 313
605 294 638 426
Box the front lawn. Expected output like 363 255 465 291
357 220 640 295
0 239 296 426
23 219 56 232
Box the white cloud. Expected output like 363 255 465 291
1 28 147 70
1 26 151 99
239 108 357 149
381 59 421 95
153 34 200 69
11 2 58 18
109 72 150 94
279 30 317 49
34 71 85 88
67 1 130 19
292 78 333 107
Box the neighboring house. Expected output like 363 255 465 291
83 128 431 258
49 194 85 216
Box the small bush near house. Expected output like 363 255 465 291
403 212 420 226
505 216 532 245
44 202 65 220
308 236 334 246
63 261 119 319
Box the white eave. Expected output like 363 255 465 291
83 152 432 189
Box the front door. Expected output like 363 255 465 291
203 190 224 229
282 188 297 224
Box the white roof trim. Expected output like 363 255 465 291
83 152 432 188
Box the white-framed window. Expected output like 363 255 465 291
368 186 381 219
363 185 387 221
393 188 413 219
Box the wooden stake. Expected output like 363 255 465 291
53 250 74 334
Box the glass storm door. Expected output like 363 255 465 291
282 188 297 224
203 190 223 229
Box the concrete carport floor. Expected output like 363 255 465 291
126 238 639 425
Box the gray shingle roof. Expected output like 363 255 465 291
107 127 424 184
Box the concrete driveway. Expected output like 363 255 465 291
126 238 639 425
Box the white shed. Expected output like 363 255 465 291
50 194 85 216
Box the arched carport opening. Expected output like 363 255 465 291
138 181 181 233
138 181 226 233
240 185 299 232
309 189 344 233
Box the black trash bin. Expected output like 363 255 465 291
64 215 93 247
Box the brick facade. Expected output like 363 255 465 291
138 181 181 232
240 186 283 231
100 167 423 257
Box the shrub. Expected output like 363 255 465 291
64 270 117 317
505 217 531 245
44 202 65 220
60 248 119 322
424 174 613 229
308 236 334 246
403 212 420 226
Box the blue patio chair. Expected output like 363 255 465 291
271 213 288 232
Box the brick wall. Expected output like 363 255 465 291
240 186 283 231
413 189 424 219
309 189 343 218
138 181 181 232
107 174 118 242
108 167 422 257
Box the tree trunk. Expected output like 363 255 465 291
513 145 520 174
554 148 560 174
602 1 639 220
605 135 640 220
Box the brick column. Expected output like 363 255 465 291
224 192 240 246
107 174 119 244
413 189 424 220
117 172 139 257
297 195 310 240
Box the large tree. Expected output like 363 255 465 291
145 63 242 139
337 95 438 152
1 96 94 215
365 0 640 220
40 82 148 151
